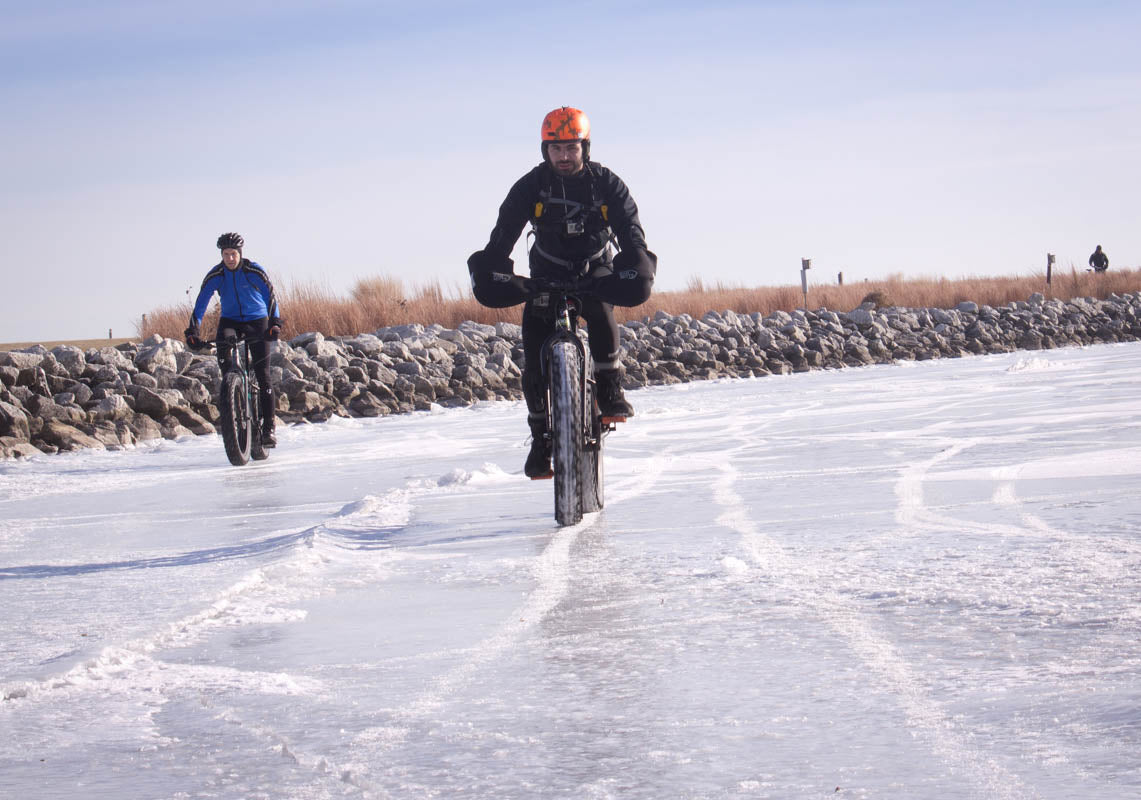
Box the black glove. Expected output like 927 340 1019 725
594 249 656 307
469 256 532 309
467 249 513 275
265 320 282 341
184 326 205 350
612 247 657 278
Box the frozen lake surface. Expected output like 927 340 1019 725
3 342 1140 799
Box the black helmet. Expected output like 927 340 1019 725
216 232 244 251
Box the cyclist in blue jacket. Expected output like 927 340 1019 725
185 232 283 446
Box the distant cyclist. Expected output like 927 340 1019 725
468 106 656 477
1089 245 1109 273
185 232 283 446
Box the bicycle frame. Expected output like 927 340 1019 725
531 279 612 524
217 332 268 466
221 337 261 420
539 292 593 435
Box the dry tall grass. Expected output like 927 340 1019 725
139 268 1141 341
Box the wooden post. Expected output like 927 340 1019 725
1046 253 1055 285
800 258 811 309
837 271 843 286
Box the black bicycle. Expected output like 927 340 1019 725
190 331 271 466
531 278 620 526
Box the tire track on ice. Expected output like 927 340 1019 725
343 454 668 790
713 462 1043 800
2 487 415 706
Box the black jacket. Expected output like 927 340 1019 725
484 161 647 275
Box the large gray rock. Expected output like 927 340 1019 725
167 406 215 435
88 420 134 450
135 337 179 374
127 414 164 442
308 338 344 359
86 346 136 371
0 436 40 458
127 385 172 419
159 420 195 440
173 375 211 407
50 345 87 377
25 395 86 426
0 351 44 370
289 331 324 349
35 420 106 452
349 392 390 417
342 333 383 356
845 308 875 327
91 395 132 422
66 381 95 406
0 400 30 439
85 344 134 372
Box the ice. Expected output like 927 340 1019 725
2 343 1140 798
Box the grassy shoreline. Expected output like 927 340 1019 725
0 337 140 351
141 268 1141 343
6 269 1139 350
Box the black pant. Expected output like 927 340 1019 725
216 317 274 422
521 297 620 414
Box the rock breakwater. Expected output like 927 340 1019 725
3 291 1139 458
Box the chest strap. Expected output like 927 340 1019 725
532 241 610 271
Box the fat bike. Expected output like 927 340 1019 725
530 278 624 526
192 331 272 466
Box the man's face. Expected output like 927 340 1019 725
221 248 241 270
547 141 584 176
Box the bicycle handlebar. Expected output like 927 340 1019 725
526 275 597 297
187 331 277 353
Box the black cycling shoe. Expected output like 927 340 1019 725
596 369 633 418
524 414 552 478
524 438 552 478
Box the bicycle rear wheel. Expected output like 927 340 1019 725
549 340 583 526
581 376 604 513
219 370 252 466
250 380 269 462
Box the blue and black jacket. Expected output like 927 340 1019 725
190 259 281 329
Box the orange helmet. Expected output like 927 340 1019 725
541 106 591 163
541 107 590 142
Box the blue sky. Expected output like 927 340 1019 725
3 0 1139 342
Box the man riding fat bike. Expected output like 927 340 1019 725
467 106 657 477
185 232 283 447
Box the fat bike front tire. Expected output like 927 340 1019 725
219 371 252 466
549 340 583 526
